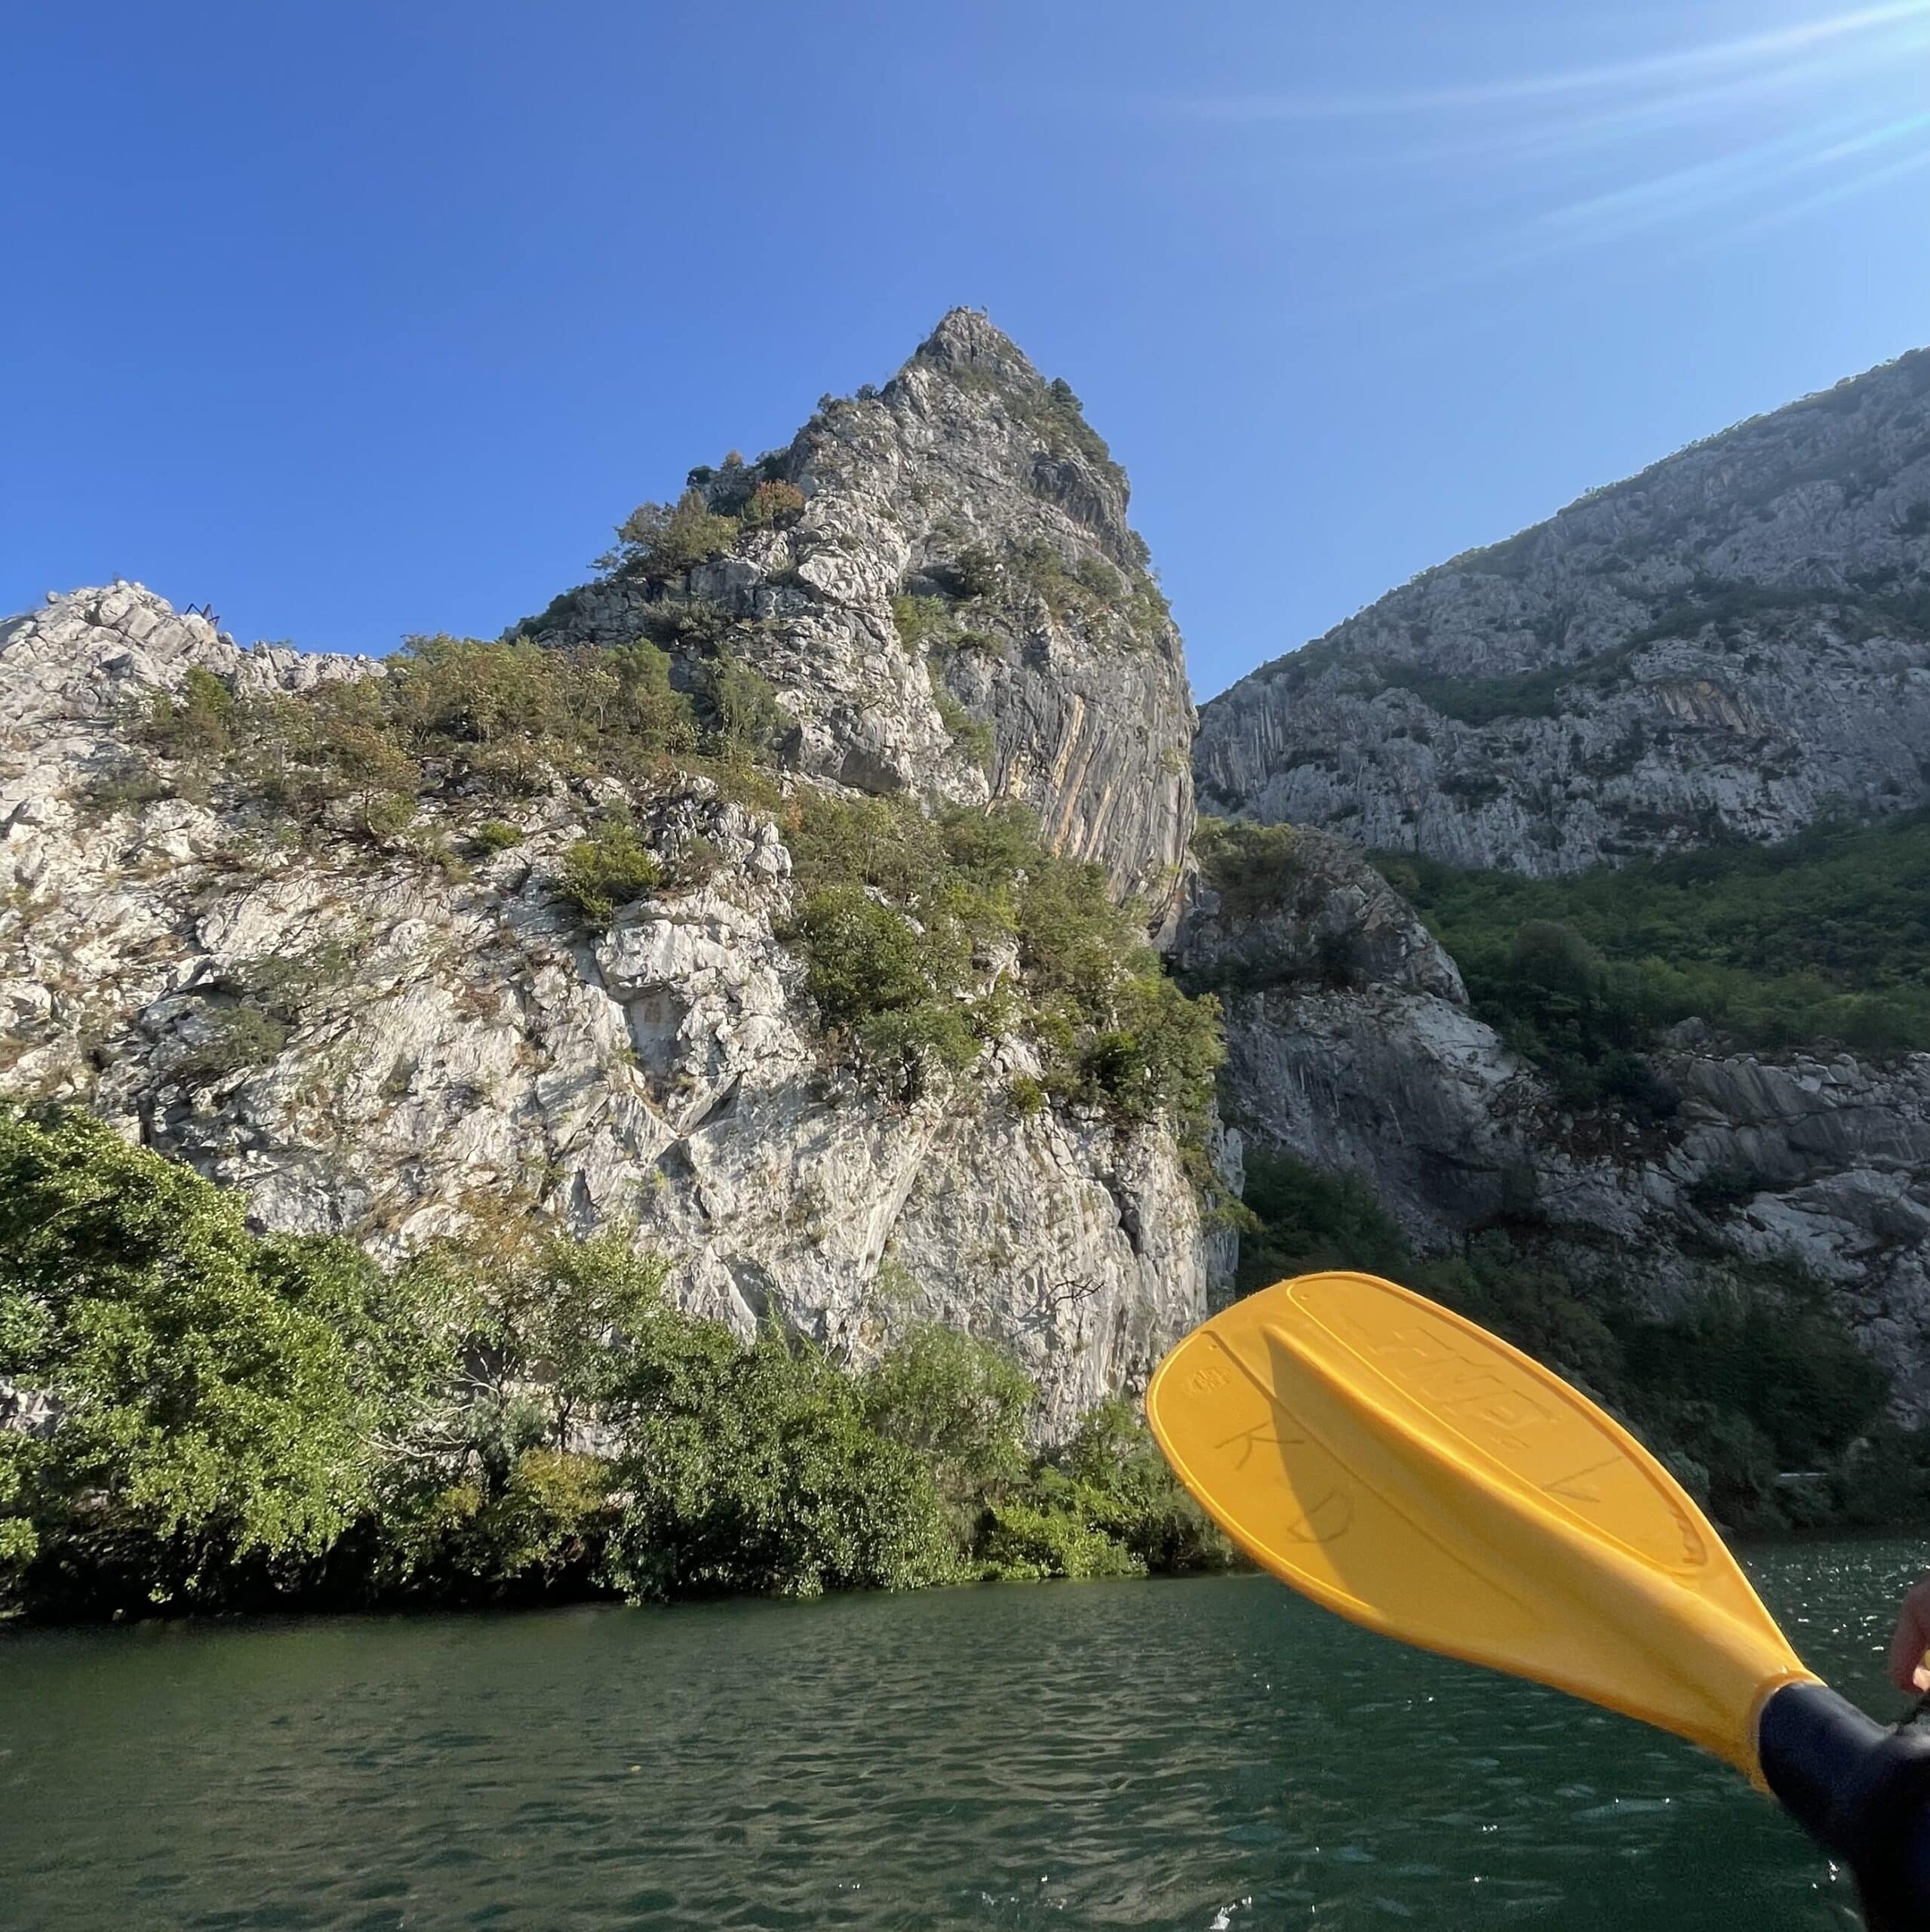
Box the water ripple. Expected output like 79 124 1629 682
0 1543 1919 1929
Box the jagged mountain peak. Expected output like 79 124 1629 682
905 306 1039 386
525 313 1195 917
1 583 371 744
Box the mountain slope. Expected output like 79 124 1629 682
525 309 1196 923
1197 347 1930 874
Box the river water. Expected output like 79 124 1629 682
1 1537 1922 1930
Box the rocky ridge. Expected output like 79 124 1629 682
1197 346 1930 873
525 309 1196 924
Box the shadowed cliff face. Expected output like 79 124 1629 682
1198 346 1930 876
1178 826 1930 1420
525 309 1197 927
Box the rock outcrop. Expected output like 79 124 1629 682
524 310 1197 924
1197 346 1930 874
1 577 1220 1431
1181 830 1930 1415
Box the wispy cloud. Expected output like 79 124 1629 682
1161 2 1930 123
1147 2 1930 265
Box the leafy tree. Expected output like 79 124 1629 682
614 490 742 580
0 1109 393 1612
602 1322 957 1599
862 1324 1032 1524
739 478 805 528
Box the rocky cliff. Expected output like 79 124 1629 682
1179 829 1930 1418
1197 346 1930 874
0 310 1225 1437
524 309 1196 924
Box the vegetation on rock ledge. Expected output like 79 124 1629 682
1381 808 1930 1084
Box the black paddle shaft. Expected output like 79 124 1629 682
1758 1680 1930 1930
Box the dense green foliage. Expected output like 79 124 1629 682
0 1109 396 1613
784 793 1222 1131
134 634 782 820
558 820 665 924
613 490 743 581
1192 817 1316 921
0 1112 1227 1621
1235 1146 1927 1531
1381 811 1930 1084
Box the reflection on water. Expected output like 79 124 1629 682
0 1538 1918 1929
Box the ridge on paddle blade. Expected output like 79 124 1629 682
1146 1271 1813 1779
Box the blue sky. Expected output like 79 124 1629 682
6 3 1927 697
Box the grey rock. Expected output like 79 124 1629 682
526 310 1197 924
1 581 1225 1434
1198 346 1930 873
1191 828 1930 1416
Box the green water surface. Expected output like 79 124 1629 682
1 1537 1922 1930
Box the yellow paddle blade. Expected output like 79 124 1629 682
1146 1271 1815 1780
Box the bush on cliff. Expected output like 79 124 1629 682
613 490 742 581
784 792 1222 1134
558 819 665 924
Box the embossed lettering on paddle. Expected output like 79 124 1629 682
1283 1273 1707 1574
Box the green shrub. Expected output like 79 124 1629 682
143 666 236 759
559 822 663 923
1008 1074 1046 1116
425 1450 616 1598
131 633 711 826
890 593 951 653
862 1324 1032 1522
614 490 742 580
792 884 979 1091
1194 817 1310 918
936 545 1003 601
739 478 805 528
933 689 994 769
602 1322 957 1599
704 657 785 758
174 1001 291 1082
473 819 526 853
978 1492 1140 1581
1052 1398 1232 1574
359 790 419 841
783 793 1222 1134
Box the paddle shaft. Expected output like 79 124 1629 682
1758 1681 1930 1930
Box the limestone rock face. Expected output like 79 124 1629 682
1197 347 1930 874
1 583 1224 1433
1181 832 1930 1415
526 310 1197 924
